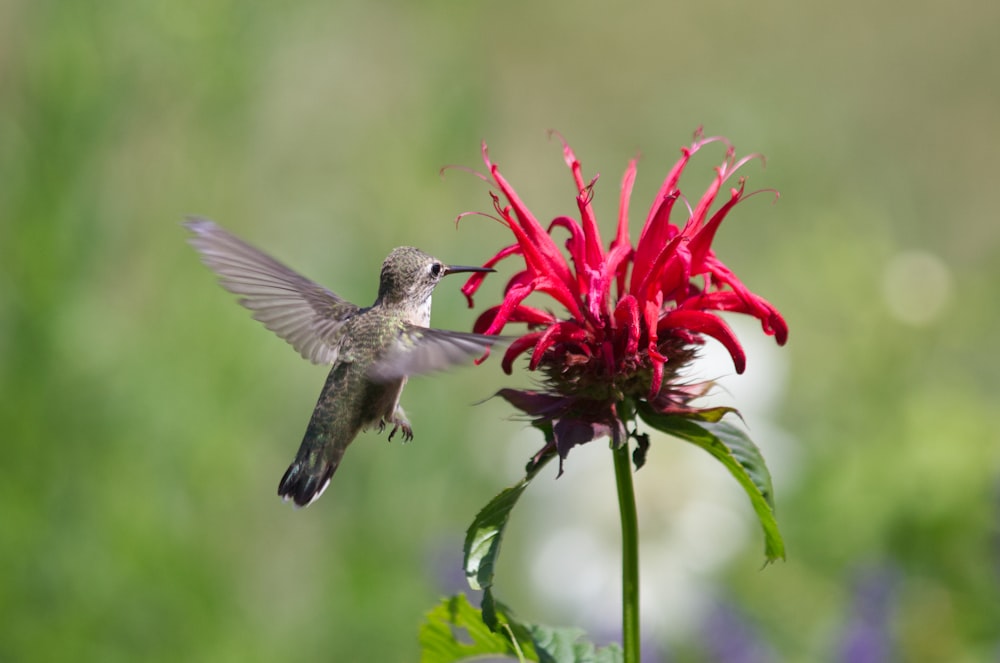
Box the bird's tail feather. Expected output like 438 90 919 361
278 458 336 507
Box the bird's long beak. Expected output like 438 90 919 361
443 264 494 276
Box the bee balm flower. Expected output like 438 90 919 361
461 130 788 470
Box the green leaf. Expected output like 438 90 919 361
419 594 534 662
464 450 553 603
464 482 528 593
636 405 785 562
419 594 625 663
684 405 739 423
528 624 624 663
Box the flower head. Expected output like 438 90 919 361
460 130 787 469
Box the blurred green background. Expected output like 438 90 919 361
2 0 998 661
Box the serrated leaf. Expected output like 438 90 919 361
464 483 528 593
528 624 624 663
636 405 785 562
419 594 533 663
464 453 553 594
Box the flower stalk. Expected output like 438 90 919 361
612 438 641 663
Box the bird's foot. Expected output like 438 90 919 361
384 405 413 442
387 417 413 442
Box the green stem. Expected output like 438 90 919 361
612 440 640 663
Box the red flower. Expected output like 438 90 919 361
460 130 787 468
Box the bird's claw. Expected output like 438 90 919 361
387 422 413 442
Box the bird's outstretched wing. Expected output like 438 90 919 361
185 217 361 364
368 326 509 382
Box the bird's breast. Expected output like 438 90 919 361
409 296 432 327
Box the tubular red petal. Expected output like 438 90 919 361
633 233 688 303
613 294 640 356
631 143 697 292
488 206 584 320
631 191 681 293
659 241 695 302
483 144 577 292
474 303 557 334
529 323 566 370
508 304 559 326
763 305 788 345
471 302 557 334
548 215 588 294
472 307 501 334
659 309 746 373
555 131 586 190
632 135 732 293
525 277 579 319
553 133 605 267
616 158 637 250
502 333 543 374
585 268 611 321
694 257 789 344
678 290 744 312
679 152 733 240
648 359 664 399
479 281 535 336
603 241 633 304
642 291 665 371
576 185 605 271
461 243 522 306
503 270 534 294
687 183 744 271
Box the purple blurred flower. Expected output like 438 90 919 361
836 566 897 663
702 600 775 663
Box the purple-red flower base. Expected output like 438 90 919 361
460 130 788 468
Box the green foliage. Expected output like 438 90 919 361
419 594 532 662
464 450 552 627
527 625 623 663
637 406 785 562
419 594 624 663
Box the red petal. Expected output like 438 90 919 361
632 233 688 303
616 158 636 250
554 133 605 269
501 332 543 374
472 303 556 334
690 259 789 345
483 144 580 307
479 281 535 336
631 142 699 293
648 359 664 398
687 182 744 271
529 323 565 370
659 309 747 373
471 307 500 334
630 191 680 294
679 150 730 240
461 243 521 306
549 215 588 295
599 159 638 303
612 294 640 356
631 135 729 294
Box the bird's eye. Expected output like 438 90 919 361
430 262 443 277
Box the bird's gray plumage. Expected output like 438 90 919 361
185 218 502 506
185 218 359 365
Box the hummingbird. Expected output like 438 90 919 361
185 218 501 507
